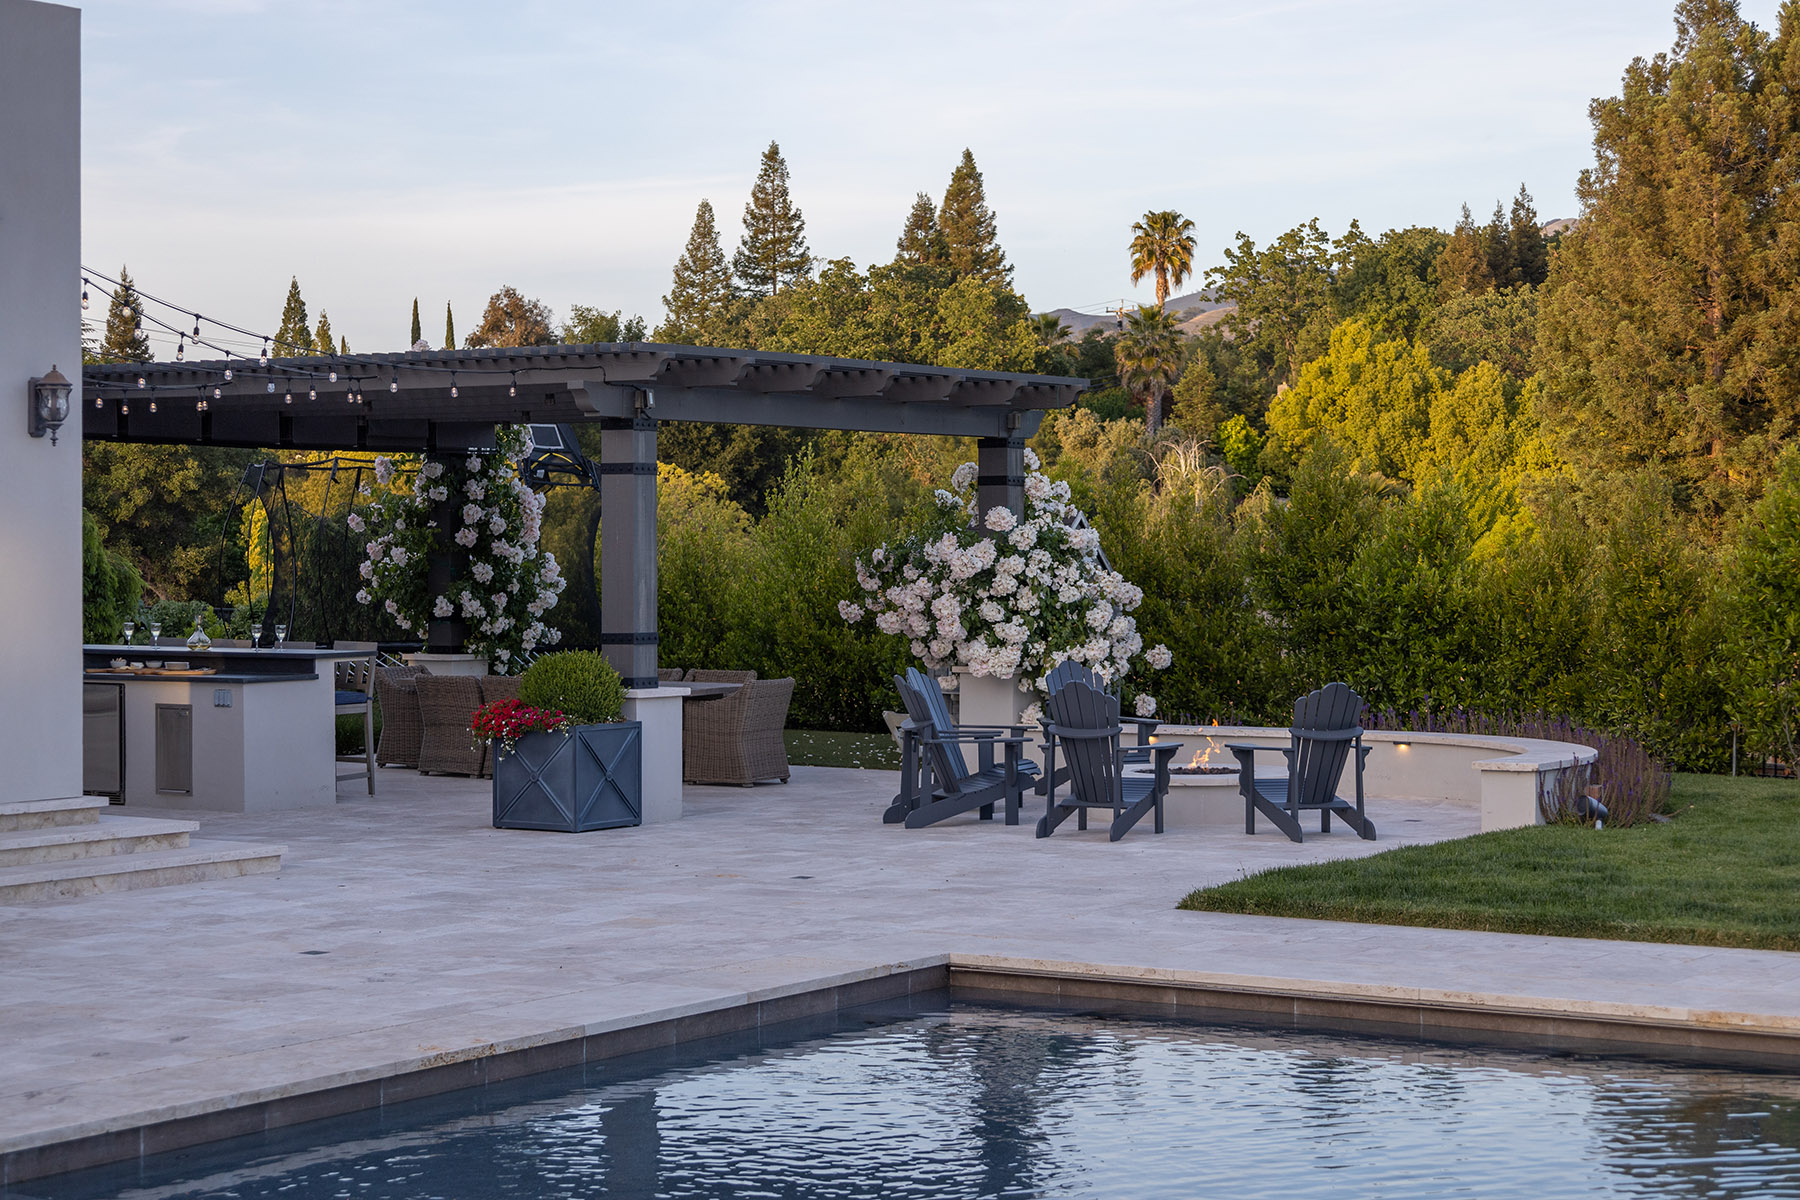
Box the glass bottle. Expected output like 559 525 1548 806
186 613 212 652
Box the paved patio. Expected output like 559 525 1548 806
3 766 1799 1163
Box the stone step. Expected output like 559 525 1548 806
0 840 285 905
0 814 199 868
0 796 107 832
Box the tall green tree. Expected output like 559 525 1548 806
99 265 152 363
1540 0 1800 518
410 298 422 347
466 286 556 348
656 199 735 343
1436 205 1493 297
444 301 455 352
1723 445 1800 768
1484 201 1517 290
938 149 1010 285
1334 222 1447 343
895 191 944 265
565 305 646 344
313 311 334 360
733 140 811 297
1508 184 1549 287
1114 304 1185 432
1207 217 1336 387
1128 210 1197 309
274 277 312 356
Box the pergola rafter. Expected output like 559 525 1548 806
82 343 1088 687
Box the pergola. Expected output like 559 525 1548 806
83 343 1086 687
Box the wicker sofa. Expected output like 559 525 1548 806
682 677 794 786
416 673 524 777
373 665 430 768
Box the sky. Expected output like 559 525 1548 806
76 0 1784 356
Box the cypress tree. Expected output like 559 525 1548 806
1436 205 1493 296
1484 200 1517 290
444 302 456 352
314 312 334 360
339 335 349 355
732 140 811 297
274 277 312 356
1509 184 1549 287
656 199 735 343
100 265 152 363
937 149 1010 284
410 298 422 347
895 192 944 265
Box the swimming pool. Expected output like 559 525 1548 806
24 998 1800 1199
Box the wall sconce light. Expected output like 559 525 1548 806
1395 741 1412 750
28 365 73 445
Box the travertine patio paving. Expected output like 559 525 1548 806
3 766 1798 1161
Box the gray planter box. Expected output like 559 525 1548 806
492 721 642 832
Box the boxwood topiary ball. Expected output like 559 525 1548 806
517 651 625 725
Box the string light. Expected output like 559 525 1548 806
80 281 89 310
266 381 275 394
328 370 337 383
95 397 103 409
175 335 185 362
119 401 128 415
389 372 399 393
136 376 145 389
509 371 517 398
191 316 200 339
222 368 232 382
148 400 156 413
450 372 458 399
308 386 317 401
259 338 269 366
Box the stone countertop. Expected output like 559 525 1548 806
82 672 319 685
84 645 372 660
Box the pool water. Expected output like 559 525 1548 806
24 999 1800 1199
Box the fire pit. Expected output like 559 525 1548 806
1170 762 1236 776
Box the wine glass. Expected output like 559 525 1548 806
149 621 162 647
121 620 135 646
273 624 287 649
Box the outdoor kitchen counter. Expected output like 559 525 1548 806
81 646 369 811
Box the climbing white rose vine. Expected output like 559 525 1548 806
349 424 565 671
841 451 1171 721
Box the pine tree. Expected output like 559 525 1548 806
937 149 1010 285
274 277 312 356
1436 205 1492 296
444 302 456 352
410 298 422 348
99 265 152 363
314 311 334 360
1541 0 1800 516
1484 201 1517 290
732 141 811 297
894 192 943 265
466 286 557 348
656 199 735 343
1509 184 1549 287
339 335 349 355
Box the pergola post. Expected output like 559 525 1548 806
599 414 658 689
423 452 469 653
976 435 1025 519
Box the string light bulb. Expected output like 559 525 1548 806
328 370 337 383
80 282 90 310
149 400 157 413
284 391 293 404
259 339 270 366
191 315 200 338
212 387 222 399
95 397 103 409
136 376 146 389
509 372 517 398
389 373 398 393
449 372 458 399
175 335 185 362
222 368 232 382
308 387 317 401
119 401 128 415
266 381 275 394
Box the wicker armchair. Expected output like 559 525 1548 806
658 668 687 683
373 665 430 768
475 675 524 778
416 675 486 776
687 669 757 684
682 677 794 785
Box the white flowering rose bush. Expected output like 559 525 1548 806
351 424 565 671
841 451 1172 711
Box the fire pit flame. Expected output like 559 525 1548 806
1173 736 1237 776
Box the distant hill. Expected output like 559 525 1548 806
1038 288 1233 337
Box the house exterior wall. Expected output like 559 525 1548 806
0 1 83 805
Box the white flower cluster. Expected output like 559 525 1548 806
844 454 1173 709
349 426 567 668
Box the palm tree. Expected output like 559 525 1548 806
1115 304 1184 432
1128 210 1197 310
1030 312 1071 347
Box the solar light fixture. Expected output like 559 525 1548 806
28 365 72 445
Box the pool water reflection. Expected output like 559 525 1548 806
29 1000 1800 1199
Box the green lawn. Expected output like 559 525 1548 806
783 729 902 770
1179 774 1800 951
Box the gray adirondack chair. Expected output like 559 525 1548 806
885 669 1037 828
1035 660 1161 793
1038 680 1181 841
1226 682 1377 843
